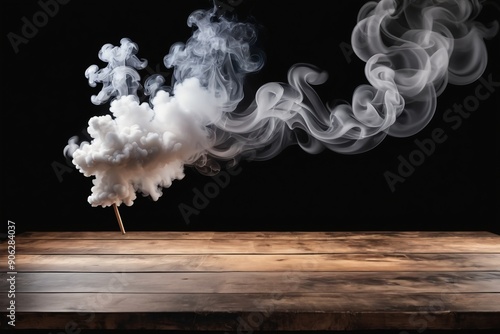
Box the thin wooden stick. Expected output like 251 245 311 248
113 203 126 234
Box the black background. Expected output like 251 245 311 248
3 0 499 235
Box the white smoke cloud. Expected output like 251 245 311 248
65 0 498 208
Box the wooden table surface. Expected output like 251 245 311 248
1 231 499 331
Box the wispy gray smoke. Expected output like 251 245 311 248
65 0 498 208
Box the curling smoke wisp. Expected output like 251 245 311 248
65 0 498 208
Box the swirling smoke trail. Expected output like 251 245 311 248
65 0 498 208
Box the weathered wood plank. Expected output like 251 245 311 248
2 292 500 313
12 237 500 255
2 253 499 272
3 271 499 294
6 311 500 331
15 230 499 240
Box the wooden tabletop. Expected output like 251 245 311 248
1 231 499 331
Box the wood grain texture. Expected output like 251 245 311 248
1 231 499 331
17 230 499 239
2 253 500 272
14 236 500 254
3 272 500 293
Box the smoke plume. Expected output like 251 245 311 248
65 0 498 208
